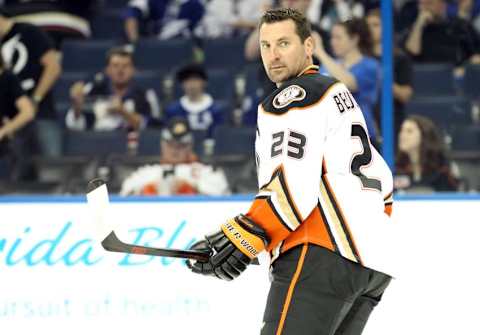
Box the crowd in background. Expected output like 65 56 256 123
0 0 478 195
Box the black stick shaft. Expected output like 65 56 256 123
102 232 211 262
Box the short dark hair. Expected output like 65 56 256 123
259 8 312 42
106 47 134 65
176 63 208 82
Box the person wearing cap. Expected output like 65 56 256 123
165 63 223 141
120 117 230 196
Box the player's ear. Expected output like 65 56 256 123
304 35 314 57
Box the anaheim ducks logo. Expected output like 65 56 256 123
273 85 306 109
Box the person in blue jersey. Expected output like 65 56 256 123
165 64 223 141
124 0 205 43
314 18 380 144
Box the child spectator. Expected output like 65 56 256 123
165 64 223 140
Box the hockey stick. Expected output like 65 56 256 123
86 178 212 262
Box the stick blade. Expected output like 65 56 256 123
87 178 106 193
86 178 116 244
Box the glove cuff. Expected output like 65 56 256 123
220 215 268 259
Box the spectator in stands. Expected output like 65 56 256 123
198 0 271 38
66 47 161 131
165 64 223 142
395 115 459 192
0 9 62 157
0 52 36 179
120 117 229 196
367 8 413 140
316 18 380 142
124 0 205 43
404 0 480 66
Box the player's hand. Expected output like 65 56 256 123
187 215 269 281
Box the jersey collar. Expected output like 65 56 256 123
297 65 319 77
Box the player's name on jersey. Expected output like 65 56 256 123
333 90 357 113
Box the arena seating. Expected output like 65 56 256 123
463 64 480 100
411 63 456 97
404 96 471 132
63 130 128 156
134 39 194 72
203 38 248 70
62 40 116 72
213 126 256 157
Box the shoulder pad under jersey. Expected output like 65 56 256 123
261 73 338 115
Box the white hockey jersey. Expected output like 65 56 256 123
246 66 395 275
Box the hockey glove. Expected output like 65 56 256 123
187 214 269 281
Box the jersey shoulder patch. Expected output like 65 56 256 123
261 73 338 115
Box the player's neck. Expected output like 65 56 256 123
0 19 14 37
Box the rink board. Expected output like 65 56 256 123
0 196 478 334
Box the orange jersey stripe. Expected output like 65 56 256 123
247 197 291 252
275 244 308 335
281 206 335 253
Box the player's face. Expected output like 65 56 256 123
182 77 206 99
259 20 314 85
366 14 381 45
398 120 422 154
106 55 135 86
331 24 358 58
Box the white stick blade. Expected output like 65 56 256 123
86 181 116 243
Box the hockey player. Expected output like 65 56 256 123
188 8 394 335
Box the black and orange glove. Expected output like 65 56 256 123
187 214 269 281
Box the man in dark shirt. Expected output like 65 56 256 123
0 9 62 157
66 47 161 131
0 53 35 179
404 0 480 65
